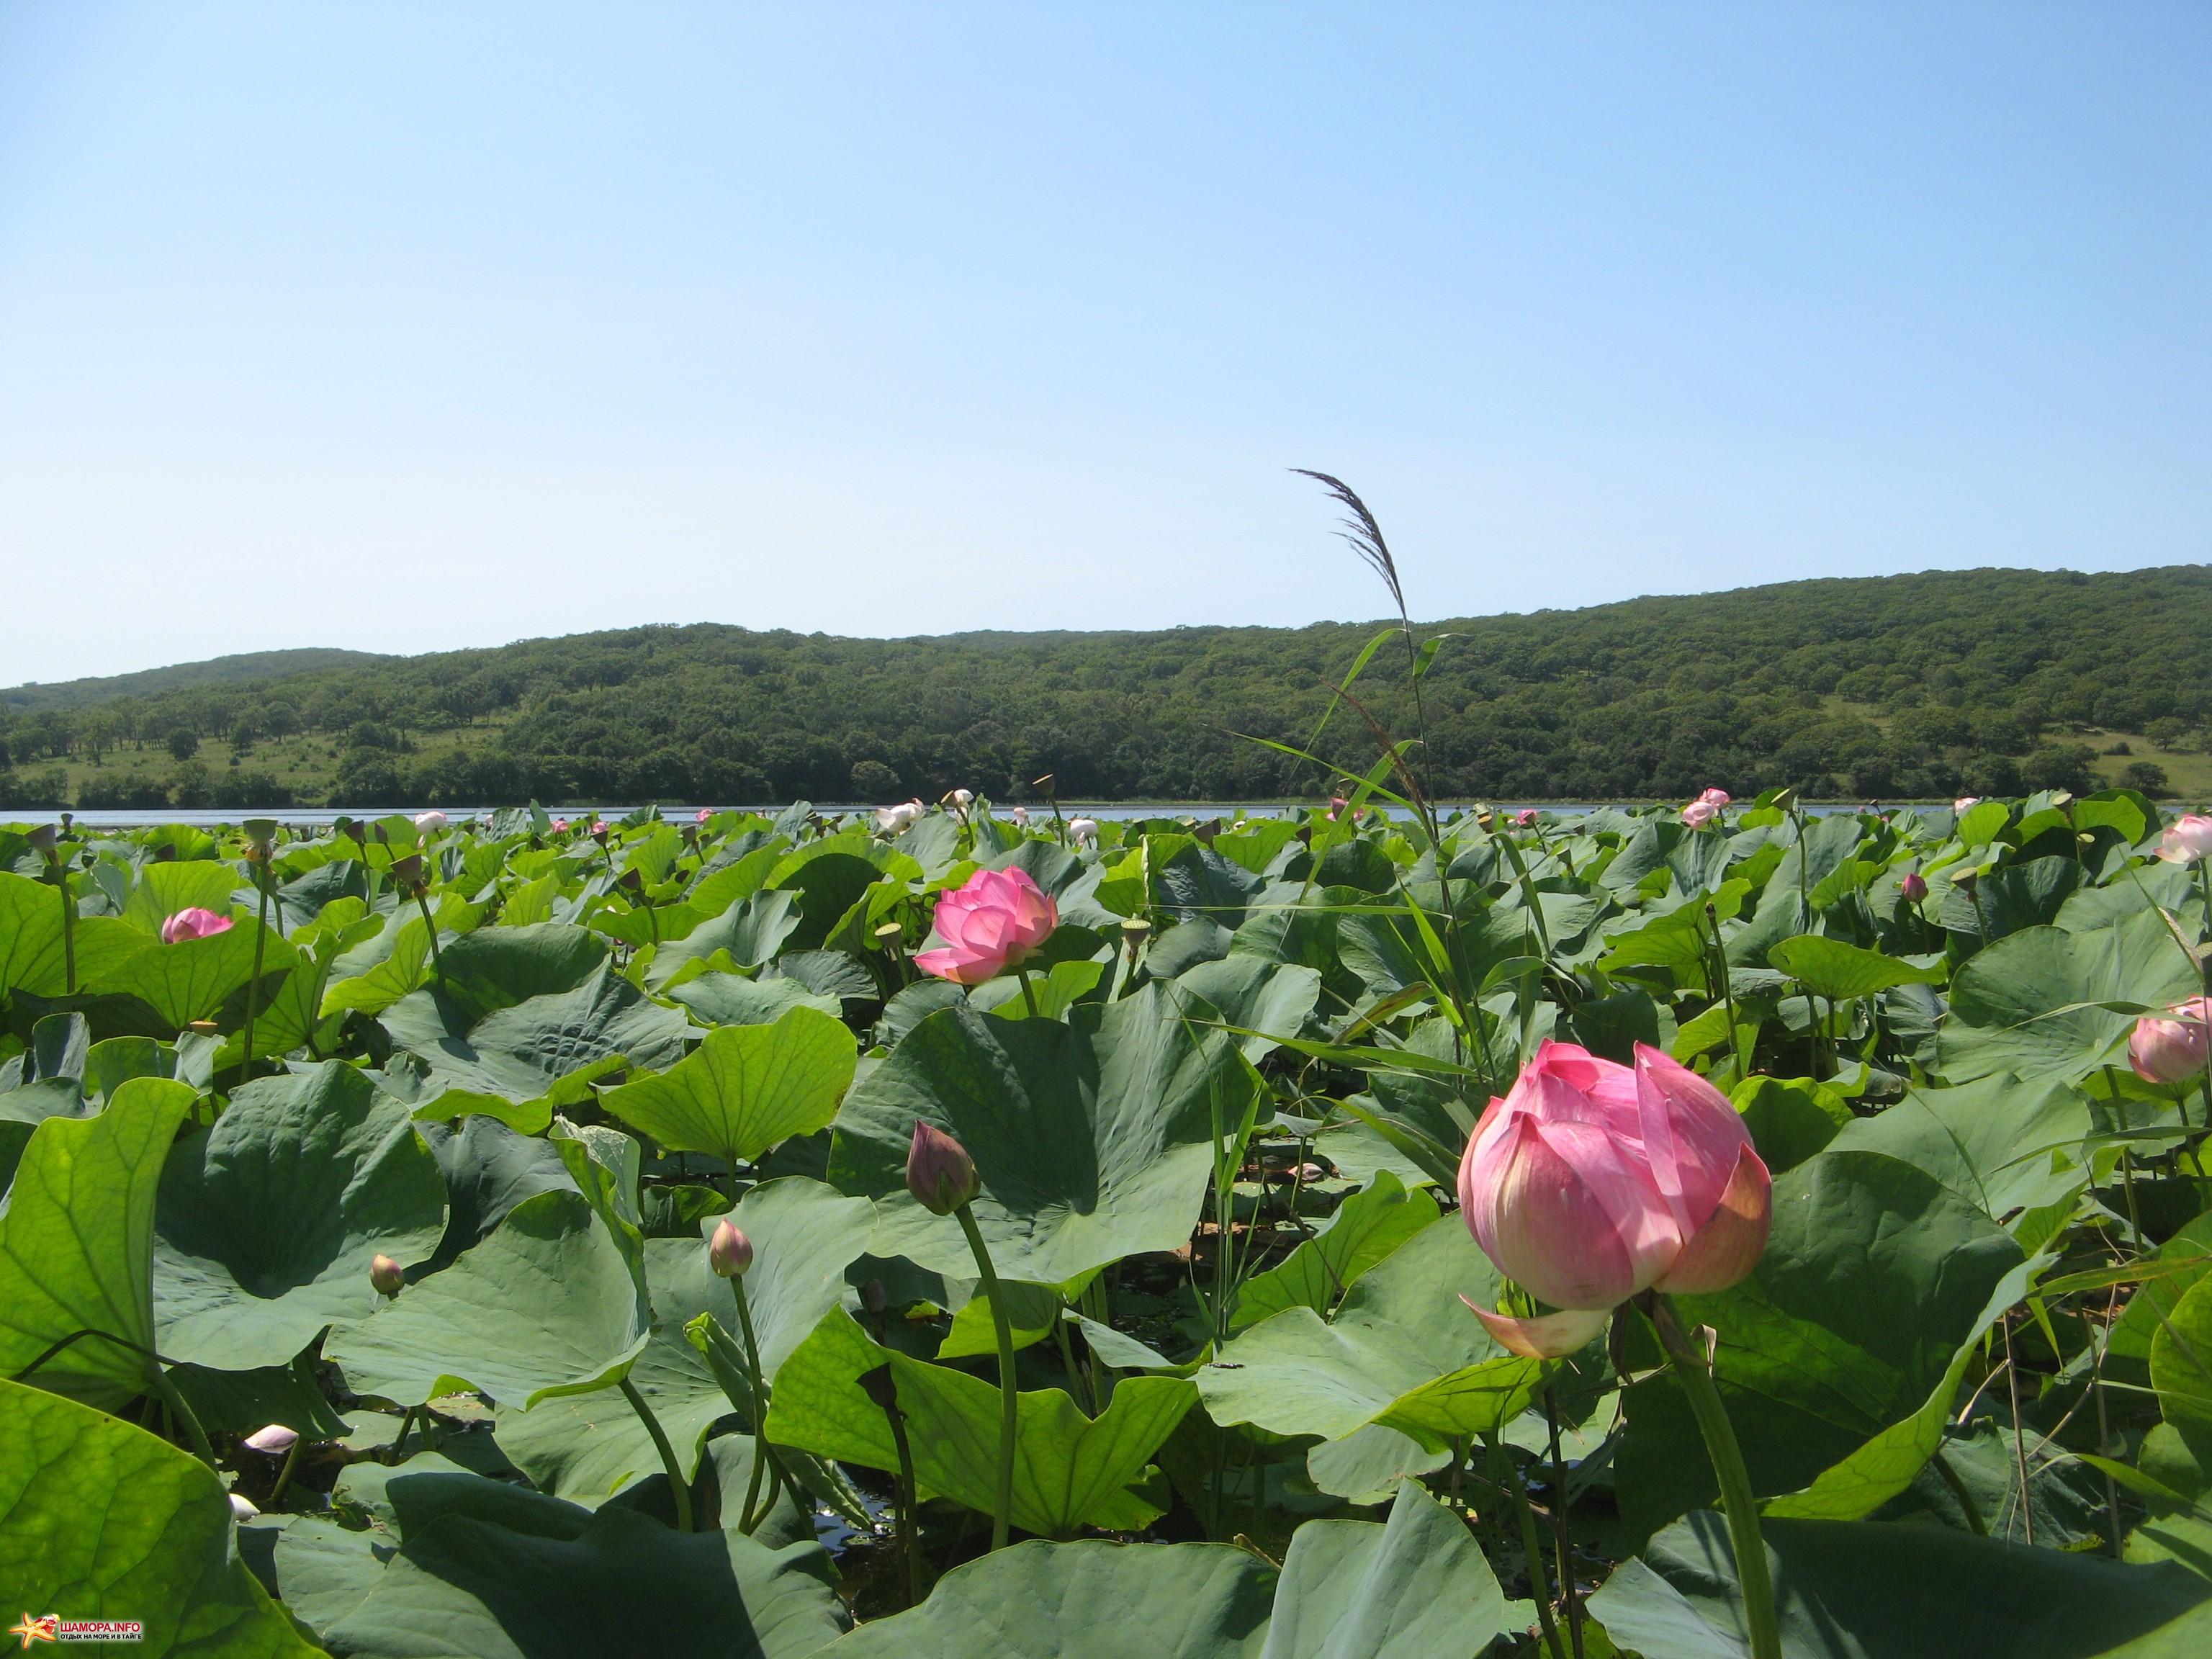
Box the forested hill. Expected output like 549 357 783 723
5 565 2208 811
0 648 389 714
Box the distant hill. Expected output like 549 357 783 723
3 566 2208 810
0 649 390 714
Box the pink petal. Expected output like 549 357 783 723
1653 1143 1772 1294
1462 1299 1615 1359
1633 1045 1753 1236
1476 1115 1650 1309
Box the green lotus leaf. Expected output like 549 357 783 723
91 918 295 1034
1825 1071 2092 1228
1589 1509 2212 1659
379 960 691 1118
496 1177 872 1505
325 1189 650 1410
1616 1150 2026 1545
1768 935 1945 1002
601 1007 857 1167
829 984 1258 1285
154 1060 448 1370
0 1077 196 1409
0 1376 316 1655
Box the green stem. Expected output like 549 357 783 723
619 1377 693 1533
1488 1433 1566 1659
1018 966 1043 1019
1544 1384 1586 1659
240 872 270 1081
58 868 76 996
954 1203 1019 1551
269 1434 303 1503
1929 1447 1988 1536
729 1278 811 1526
148 1367 217 1470
1653 1296 1779 1659
415 889 446 984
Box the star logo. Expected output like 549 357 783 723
7 1614 55 1650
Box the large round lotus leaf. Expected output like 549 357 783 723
0 1376 316 1655
325 1189 650 1410
1200 1215 1540 1455
154 1060 448 1370
89 916 295 1035
1825 1071 2091 1226
1257 1480 1509 1659
314 1491 848 1659
601 1006 857 1167
1616 1149 2026 1545
379 960 691 1115
418 1113 578 1269
1938 912 2198 1085
0 1077 196 1410
819 1538 1275 1659
1589 1509 2212 1659
421 922 611 1026
495 1178 873 1506
827 983 1259 1285
2152 1272 2212 1430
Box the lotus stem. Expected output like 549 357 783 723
240 870 271 1082
1018 966 1043 1019
619 1376 693 1533
147 1367 217 1470
954 1202 1018 1550
1487 1431 1566 1659
1543 1383 1586 1659
414 889 446 985
1653 1295 1779 1659
269 1433 302 1503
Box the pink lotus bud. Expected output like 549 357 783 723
1954 796 1981 813
1699 788 1731 806
591 822 610 839
915 866 1058 986
369 1254 405 1297
1899 873 1928 904
2131 999 2212 1084
1514 809 1539 828
243 1424 299 1455
1068 817 1098 847
906 1120 981 1215
161 907 235 944
1680 799 1719 830
414 811 448 832
552 817 570 833
1326 795 1348 821
229 1493 261 1520
696 808 713 823
708 1218 754 1277
1457 1040 1771 1357
2157 815 2212 866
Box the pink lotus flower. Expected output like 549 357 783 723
552 818 570 833
916 868 1058 986
708 1218 753 1277
2156 815 2212 866
414 811 448 832
2131 998 2212 1084
1681 799 1719 830
591 822 610 838
1899 872 1929 904
243 1424 299 1455
161 907 234 944
1699 788 1730 806
906 1121 981 1215
1457 1040 1772 1358
696 808 714 824
1326 795 1348 821
1514 809 1539 828
1954 796 1981 813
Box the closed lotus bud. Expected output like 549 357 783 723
413 811 448 833
2131 999 2211 1085
860 1278 887 1315
369 1254 405 1297
1514 809 1538 827
229 1493 261 1520
696 808 713 823
243 1424 299 1455
591 822 610 840
906 1120 981 1215
1457 1040 1771 1359
709 1218 754 1277
161 907 235 944
1899 873 1929 904
1067 817 1098 847
1699 788 1731 807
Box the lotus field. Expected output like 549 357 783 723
11 784 2212 1659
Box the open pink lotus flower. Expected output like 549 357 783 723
2131 997 2212 1084
915 867 1058 986
2156 815 2212 866
1681 799 1719 830
160 907 234 944
1699 788 1730 806
1457 1039 1771 1358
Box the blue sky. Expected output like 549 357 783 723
1 2 2205 683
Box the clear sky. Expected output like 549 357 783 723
1 2 2205 685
